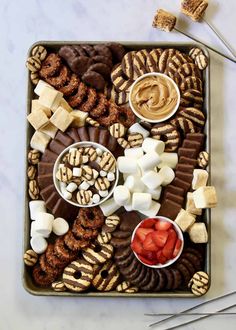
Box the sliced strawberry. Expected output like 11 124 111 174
172 239 182 258
141 250 157 262
155 220 172 231
131 238 144 255
143 232 158 252
162 229 177 259
138 254 157 266
140 218 156 228
151 230 169 247
156 250 167 264
135 228 154 242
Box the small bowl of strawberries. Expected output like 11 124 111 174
131 216 184 268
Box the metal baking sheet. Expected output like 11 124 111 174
23 41 210 297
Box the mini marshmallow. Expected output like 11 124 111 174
192 169 209 190
132 193 152 211
96 148 103 156
79 181 90 191
73 167 82 177
117 156 138 173
188 222 208 243
142 138 165 155
30 235 48 254
186 192 202 215
107 172 115 181
63 190 72 200
128 123 150 138
124 147 144 159
100 170 107 177
124 175 145 193
87 179 95 186
30 131 51 153
193 186 217 209
59 181 67 194
141 170 163 190
92 194 101 204
100 198 120 216
137 152 160 172
34 80 54 96
113 185 131 206
96 157 102 163
66 182 77 193
52 217 69 236
145 186 162 201
99 190 109 198
29 200 46 221
138 200 161 217
175 209 196 232
34 212 54 237
158 152 178 169
159 166 175 186
92 169 99 179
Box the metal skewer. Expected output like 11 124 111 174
146 312 236 316
173 27 236 63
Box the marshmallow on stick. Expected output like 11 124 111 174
181 0 208 22
152 9 177 32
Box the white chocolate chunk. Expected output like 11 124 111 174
175 209 196 232
70 110 88 127
52 217 69 236
38 86 63 111
124 175 145 193
158 152 178 169
34 80 54 96
39 122 58 138
142 138 165 155
137 152 160 172
117 156 138 173
31 99 51 117
186 192 202 215
50 106 73 132
138 200 161 217
192 169 209 190
158 166 175 186
100 198 120 216
29 200 47 221
27 109 49 130
132 193 152 211
113 185 131 206
188 222 208 243
193 186 217 208
59 98 73 112
30 131 51 153
30 235 48 254
128 123 150 138
34 212 54 238
66 182 77 193
141 170 163 190
124 147 144 159
73 167 82 177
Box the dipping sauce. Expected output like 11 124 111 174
130 75 179 121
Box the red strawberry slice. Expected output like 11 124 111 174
156 250 167 264
143 232 158 252
162 229 177 259
135 228 154 242
172 239 182 258
155 220 172 231
131 238 144 255
138 254 157 266
151 230 169 247
142 250 157 262
140 218 156 228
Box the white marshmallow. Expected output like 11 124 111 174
87 179 95 186
107 172 115 181
63 190 72 200
100 198 120 216
69 147 77 153
137 152 160 172
124 175 145 193
132 193 152 211
175 209 196 232
92 194 101 204
192 169 209 190
66 182 77 193
30 235 48 254
52 217 69 236
60 182 67 194
124 147 144 159
159 166 175 186
29 200 47 221
113 185 131 206
100 170 107 177
138 200 161 217
96 157 102 163
128 123 150 138
99 190 109 198
79 181 90 191
141 170 163 190
142 138 165 155
117 156 138 174
34 212 54 237
92 169 99 179
96 148 103 156
124 203 133 212
30 221 37 237
145 186 162 201
73 167 82 177
158 152 178 169
34 80 53 96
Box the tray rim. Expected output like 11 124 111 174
23 40 210 297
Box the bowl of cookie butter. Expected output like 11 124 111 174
53 141 119 208
129 72 180 123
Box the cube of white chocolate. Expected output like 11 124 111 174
30 131 51 153
39 86 63 111
50 106 73 132
31 99 51 117
188 222 208 243
193 186 217 208
70 110 88 128
192 169 209 190
59 98 73 113
186 192 202 216
34 80 54 96
39 122 58 138
175 209 196 232
27 109 49 130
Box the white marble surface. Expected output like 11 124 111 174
1 0 236 329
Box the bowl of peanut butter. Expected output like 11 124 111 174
129 73 180 123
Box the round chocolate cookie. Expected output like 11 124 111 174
70 56 93 76
171 268 182 290
141 269 159 291
114 246 133 263
153 269 167 292
115 250 134 268
161 268 174 290
112 230 131 239
88 63 111 80
110 236 131 249
107 42 126 63
82 71 106 90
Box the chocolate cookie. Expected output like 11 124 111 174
88 63 111 80
161 268 174 290
94 44 112 60
107 42 126 62
119 211 141 232
110 236 131 249
82 71 106 91
70 56 94 76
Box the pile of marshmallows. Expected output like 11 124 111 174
101 135 177 217
29 200 69 254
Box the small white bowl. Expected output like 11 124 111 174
53 141 119 208
131 216 184 268
129 72 180 123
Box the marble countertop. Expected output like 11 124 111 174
1 0 236 329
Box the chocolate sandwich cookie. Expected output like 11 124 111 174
92 261 120 291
